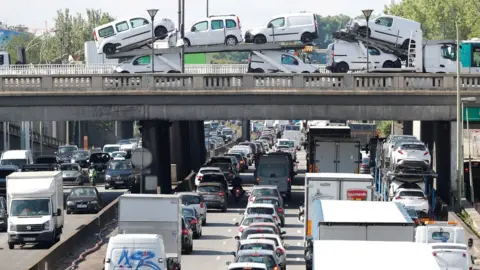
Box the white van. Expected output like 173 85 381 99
184 15 243 46
348 15 421 48
103 144 121 154
326 39 400 73
114 54 181 73
431 243 472 270
94 16 175 54
104 234 169 270
245 13 319 44
247 51 319 73
0 150 33 168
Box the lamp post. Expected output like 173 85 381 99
206 0 209 17
455 20 463 209
462 97 477 204
361 9 373 72
147 9 159 74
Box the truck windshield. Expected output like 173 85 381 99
0 159 27 167
258 164 287 178
11 199 50 216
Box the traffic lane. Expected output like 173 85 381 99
0 185 126 269
182 185 305 270
63 184 128 209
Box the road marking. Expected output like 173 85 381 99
216 256 220 260
297 230 302 234
223 241 227 245
232 218 237 222
297 242 301 246
296 257 301 261
228 229 232 233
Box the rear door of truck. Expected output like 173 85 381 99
314 141 336 173
337 141 360 173
305 178 339 239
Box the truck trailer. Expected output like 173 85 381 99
305 199 415 269
118 194 182 265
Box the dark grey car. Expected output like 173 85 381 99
197 182 227 212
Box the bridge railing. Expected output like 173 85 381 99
0 73 479 91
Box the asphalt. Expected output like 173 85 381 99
0 184 127 269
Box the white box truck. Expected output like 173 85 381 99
119 194 182 265
305 200 414 269
313 240 441 270
304 173 374 239
6 171 64 249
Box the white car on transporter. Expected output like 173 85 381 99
391 141 431 171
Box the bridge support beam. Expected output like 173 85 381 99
189 121 205 171
170 121 192 183
242 120 250 141
141 120 172 194
119 121 134 139
433 121 452 204
403 121 413 135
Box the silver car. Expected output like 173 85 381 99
61 163 85 185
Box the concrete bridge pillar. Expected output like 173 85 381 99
119 121 134 139
189 121 206 171
403 121 413 135
433 121 452 204
141 120 172 194
170 121 192 183
242 120 251 141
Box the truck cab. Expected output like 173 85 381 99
0 51 11 68
415 221 467 244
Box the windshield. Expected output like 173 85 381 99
400 144 426 151
108 161 132 170
252 189 278 198
229 151 245 157
211 163 231 172
73 152 88 159
222 129 233 135
70 188 97 197
242 229 274 239
258 164 287 178
242 217 274 226
59 146 77 154
104 146 120 153
254 198 279 206
362 157 370 164
279 141 294 147
112 152 126 157
182 208 195 217
237 255 275 267
181 195 201 205
200 169 221 174
247 207 274 215
198 185 221 192
0 159 26 167
399 190 425 197
240 243 274 251
11 199 50 216
277 146 289 149
61 164 79 171
285 125 300 131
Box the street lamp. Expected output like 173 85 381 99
206 0 209 17
455 20 463 210
147 9 159 74
462 97 477 204
361 9 374 72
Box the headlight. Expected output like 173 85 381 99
67 201 74 206
105 175 111 180
43 221 50 230
9 223 16 231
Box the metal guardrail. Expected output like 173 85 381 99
0 73 478 91
0 64 327 75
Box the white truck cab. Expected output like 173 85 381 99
0 51 11 68
0 150 34 168
105 234 169 270
247 50 319 73
7 171 64 249
415 221 467 244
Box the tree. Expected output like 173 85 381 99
377 121 392 137
313 15 351 48
385 0 480 39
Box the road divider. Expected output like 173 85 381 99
28 198 119 270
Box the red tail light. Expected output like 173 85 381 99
240 160 244 164
397 150 404 155
432 252 436 256
93 31 97 41
218 192 225 196
237 17 241 29
182 229 189 235
276 247 285 255
466 167 469 172
200 202 204 208
196 175 203 180
360 163 368 168
273 216 278 220
424 151 429 155
239 227 244 232
255 177 260 183
249 196 254 202
190 219 198 225
414 219 420 225
395 196 403 199
287 178 291 183
273 266 279 270
277 207 283 213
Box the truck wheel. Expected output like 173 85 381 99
66 210 71 214
8 243 14 249
103 43 116 55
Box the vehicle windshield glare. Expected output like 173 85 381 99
252 189 278 197
254 198 279 206
242 217 274 225
182 208 195 217
181 195 201 205
70 188 97 197
73 152 88 159
11 199 50 216
237 255 275 267
0 159 26 167
59 146 77 154
279 141 294 147
240 243 274 251
104 146 120 153
108 161 132 170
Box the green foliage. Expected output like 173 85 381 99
377 121 392 137
210 52 248 64
385 0 480 39
313 15 351 48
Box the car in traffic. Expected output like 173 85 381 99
252 196 286 226
247 233 289 268
225 153 248 172
391 188 429 215
249 185 283 206
196 182 227 212
210 162 237 182
66 187 103 214
391 141 431 172
104 160 134 190
89 152 111 173
111 151 128 160
56 145 78 164
177 192 207 225
235 238 287 269
181 216 194 254
70 150 90 168
60 163 85 186
360 156 370 174
235 226 276 242
228 249 284 270
243 203 281 227
247 222 285 237
195 167 223 186
182 205 202 239
35 155 58 165
200 173 229 196
235 214 276 235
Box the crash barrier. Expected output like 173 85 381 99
27 198 119 270
171 164 177 184
174 171 197 193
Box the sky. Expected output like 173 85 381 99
1 0 391 32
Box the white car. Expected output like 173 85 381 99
111 151 127 161
392 188 429 214
94 15 175 54
245 13 318 44
249 185 283 205
236 239 287 267
247 234 289 267
176 192 207 225
103 144 121 154
383 135 418 164
230 146 253 165
114 54 181 74
326 39 400 73
391 141 431 171
243 203 281 227
227 262 267 270
247 50 319 73
348 15 421 48
184 15 243 46
195 167 222 186
235 214 276 236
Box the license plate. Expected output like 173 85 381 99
205 196 215 200
77 205 87 208
115 181 124 184
24 237 36 241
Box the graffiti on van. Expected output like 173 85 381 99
117 249 162 270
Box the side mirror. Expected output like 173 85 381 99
391 145 395 148
230 251 236 256
281 231 286 235
56 208 62 216
267 22 273 28
293 60 299 65
234 236 240 240
191 26 196 32
235 222 240 226
226 262 231 266
284 244 290 248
